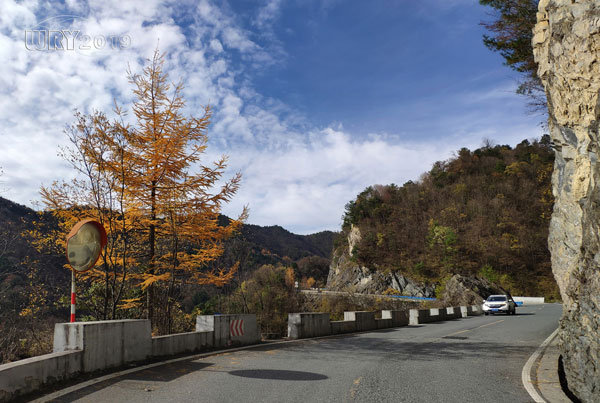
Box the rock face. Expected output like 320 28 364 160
533 2 600 400
327 225 435 297
442 274 505 306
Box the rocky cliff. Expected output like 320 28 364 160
441 274 505 306
533 1 600 400
326 225 435 297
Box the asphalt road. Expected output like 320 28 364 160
46 304 562 403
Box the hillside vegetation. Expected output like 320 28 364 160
340 137 559 299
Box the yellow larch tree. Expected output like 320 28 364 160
116 49 247 332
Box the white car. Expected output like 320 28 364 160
482 295 516 315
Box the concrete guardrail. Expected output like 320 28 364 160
0 314 259 402
2 304 489 400
408 306 472 325
288 305 483 339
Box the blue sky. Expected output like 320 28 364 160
0 0 544 234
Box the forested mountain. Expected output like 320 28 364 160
237 222 334 260
338 137 559 299
0 198 67 311
0 198 335 307
214 217 335 284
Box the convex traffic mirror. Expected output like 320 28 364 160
66 219 107 272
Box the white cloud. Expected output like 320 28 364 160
256 0 283 28
209 38 223 53
0 0 37 34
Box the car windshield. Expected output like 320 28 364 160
487 296 507 302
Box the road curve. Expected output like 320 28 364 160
42 304 562 403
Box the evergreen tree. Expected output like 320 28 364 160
479 0 546 113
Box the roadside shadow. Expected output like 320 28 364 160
261 332 539 364
50 361 213 402
228 369 327 381
371 327 419 332
419 321 453 325
121 361 213 382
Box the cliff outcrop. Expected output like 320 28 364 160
533 1 600 400
326 225 435 297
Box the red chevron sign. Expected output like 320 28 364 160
230 319 244 336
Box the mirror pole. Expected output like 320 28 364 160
70 270 76 322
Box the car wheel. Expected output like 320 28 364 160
484 312 488 316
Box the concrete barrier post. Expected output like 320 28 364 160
429 308 441 321
196 314 259 347
409 309 420 325
53 319 151 372
288 313 302 339
287 313 331 339
344 311 376 332
195 315 215 332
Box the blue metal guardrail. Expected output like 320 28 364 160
388 295 437 301
307 289 437 301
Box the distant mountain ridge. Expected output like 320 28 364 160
0 196 336 282
0 195 36 222
213 215 336 283
0 196 44 270
240 223 335 260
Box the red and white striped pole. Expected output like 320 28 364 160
70 269 76 322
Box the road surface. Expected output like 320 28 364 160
43 304 562 403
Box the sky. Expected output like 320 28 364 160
0 0 545 234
